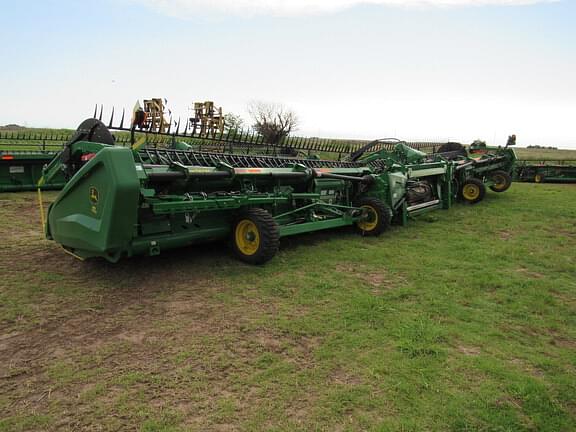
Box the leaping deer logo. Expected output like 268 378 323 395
89 187 99 205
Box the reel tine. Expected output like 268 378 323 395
93 104 98 119
167 115 173 134
175 118 180 135
108 107 115 128
119 109 125 129
98 105 103 121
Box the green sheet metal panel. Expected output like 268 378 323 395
46 146 140 261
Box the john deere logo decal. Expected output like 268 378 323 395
89 187 100 215
89 187 99 204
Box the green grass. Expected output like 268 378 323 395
0 184 575 431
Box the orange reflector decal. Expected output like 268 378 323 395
1 155 14 160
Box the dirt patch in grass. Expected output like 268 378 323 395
509 358 545 377
516 267 544 279
456 345 481 356
336 263 403 294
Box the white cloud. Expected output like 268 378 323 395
132 0 558 17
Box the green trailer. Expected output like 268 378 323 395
0 150 66 192
514 161 576 183
42 119 455 264
0 133 70 192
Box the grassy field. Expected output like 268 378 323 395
0 184 575 431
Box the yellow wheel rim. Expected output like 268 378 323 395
358 205 378 232
535 174 543 183
463 184 480 201
235 219 260 256
491 174 508 191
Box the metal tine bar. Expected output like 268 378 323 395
155 149 164 165
93 104 98 119
153 149 163 164
255 155 266 168
239 155 250 167
203 153 214 167
163 150 174 165
240 155 252 168
262 156 274 168
174 150 184 164
184 151 193 165
167 116 173 134
108 107 115 128
245 155 256 167
230 154 242 167
259 156 270 168
148 149 157 164
253 156 266 168
119 109 125 129
98 105 103 121
263 156 276 168
143 149 152 164
204 151 215 162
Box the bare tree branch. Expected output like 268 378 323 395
247 101 299 145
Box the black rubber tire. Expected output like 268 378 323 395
354 197 392 236
460 178 486 204
489 170 512 193
231 208 280 265
436 142 467 159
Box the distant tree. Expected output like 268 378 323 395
527 145 557 150
247 101 298 144
223 113 245 132
0 124 25 131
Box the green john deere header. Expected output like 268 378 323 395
41 118 516 264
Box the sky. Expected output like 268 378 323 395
0 0 574 147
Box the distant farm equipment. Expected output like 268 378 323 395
0 133 68 192
514 161 576 183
